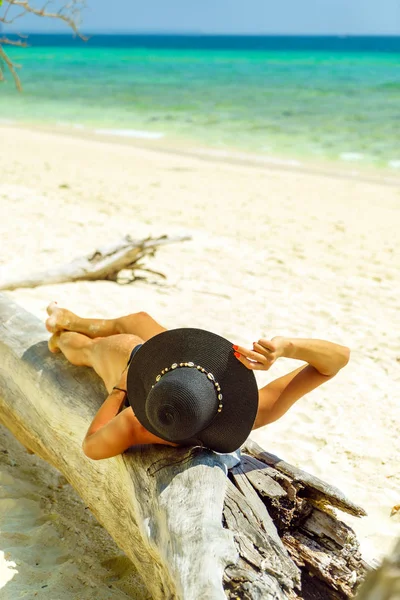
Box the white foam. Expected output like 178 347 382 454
56 121 85 130
340 152 364 161
195 147 302 167
388 159 400 169
94 128 164 140
0 119 15 125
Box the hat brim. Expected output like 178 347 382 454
126 328 258 453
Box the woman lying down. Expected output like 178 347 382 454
45 302 350 460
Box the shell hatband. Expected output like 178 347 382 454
152 362 223 413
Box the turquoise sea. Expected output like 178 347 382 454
1 35 399 168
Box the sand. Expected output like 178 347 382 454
0 124 399 598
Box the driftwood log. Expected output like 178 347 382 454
231 441 368 599
0 294 368 599
0 234 191 291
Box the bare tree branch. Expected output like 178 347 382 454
1 10 32 25
0 0 86 88
0 36 28 46
2 0 86 36
2 0 19 24
0 44 22 90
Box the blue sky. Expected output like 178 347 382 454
3 0 400 35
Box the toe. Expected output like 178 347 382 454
46 301 58 316
46 316 57 333
48 333 61 353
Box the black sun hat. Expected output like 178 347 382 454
126 328 259 454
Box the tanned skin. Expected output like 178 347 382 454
46 302 350 461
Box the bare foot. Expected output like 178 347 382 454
46 302 77 333
48 332 61 353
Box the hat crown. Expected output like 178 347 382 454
127 327 259 453
145 368 218 442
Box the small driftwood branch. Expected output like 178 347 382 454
0 296 368 599
0 234 191 291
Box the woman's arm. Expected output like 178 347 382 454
82 372 177 460
84 367 129 442
281 337 350 376
234 336 350 430
82 406 139 460
82 380 131 459
84 387 127 440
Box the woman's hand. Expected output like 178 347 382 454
233 336 292 371
234 335 350 376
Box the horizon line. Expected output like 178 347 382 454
3 31 400 38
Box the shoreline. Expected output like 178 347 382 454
2 121 400 188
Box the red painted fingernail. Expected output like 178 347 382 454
234 352 241 358
232 345 238 350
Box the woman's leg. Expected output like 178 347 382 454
46 302 167 341
49 331 143 393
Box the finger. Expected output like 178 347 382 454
234 353 270 371
253 342 275 359
257 339 276 352
234 345 268 364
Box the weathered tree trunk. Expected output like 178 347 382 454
0 294 236 600
224 443 368 599
0 234 190 291
0 295 368 599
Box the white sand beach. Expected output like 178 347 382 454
0 125 399 598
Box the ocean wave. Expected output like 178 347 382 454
195 148 302 167
94 128 164 140
55 121 85 129
339 152 364 161
388 160 400 169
